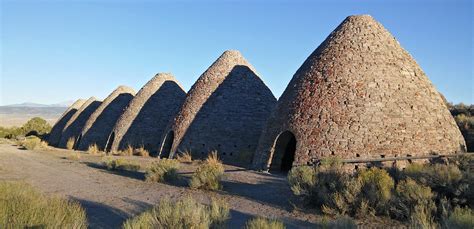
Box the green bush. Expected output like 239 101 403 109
102 157 141 171
287 160 360 216
444 207 474 229
0 181 87 228
22 117 51 136
145 159 180 183
244 217 285 229
122 197 229 229
189 152 225 190
390 178 435 221
287 166 315 196
357 168 394 214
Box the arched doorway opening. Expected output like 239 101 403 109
160 131 174 158
269 131 296 172
105 132 115 153
74 134 82 150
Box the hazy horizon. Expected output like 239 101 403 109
1 0 473 106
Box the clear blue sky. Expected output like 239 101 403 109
1 0 473 106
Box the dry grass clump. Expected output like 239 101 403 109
66 137 75 150
87 144 101 155
145 159 180 183
189 152 225 190
0 181 87 228
68 152 81 161
444 207 474 228
122 197 229 229
134 146 149 157
20 136 48 150
176 150 193 163
244 217 285 229
102 157 140 171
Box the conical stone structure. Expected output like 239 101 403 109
252 15 466 171
77 86 135 151
48 99 85 146
159 50 277 165
106 73 186 154
58 97 102 148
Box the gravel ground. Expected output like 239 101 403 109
0 143 320 228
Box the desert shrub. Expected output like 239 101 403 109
176 150 193 163
455 114 474 130
21 117 51 136
356 167 394 215
0 126 23 139
134 146 149 157
20 136 48 150
208 197 230 228
124 145 134 156
102 157 140 171
409 204 438 229
287 166 315 196
403 163 465 205
324 216 357 229
288 159 360 216
403 163 463 189
444 207 474 229
122 197 229 229
66 137 75 150
68 152 82 161
189 152 225 190
390 178 435 221
145 159 180 183
244 217 285 229
87 144 100 155
0 181 87 228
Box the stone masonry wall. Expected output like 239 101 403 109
58 97 102 148
252 15 466 170
161 50 276 166
48 99 85 146
108 73 186 154
77 86 135 151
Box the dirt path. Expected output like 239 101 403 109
0 143 318 228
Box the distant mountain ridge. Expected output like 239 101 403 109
2 101 74 108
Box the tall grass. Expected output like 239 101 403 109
189 152 225 190
66 137 75 150
244 217 285 229
123 197 229 229
102 157 141 171
0 181 87 228
176 150 193 163
444 207 474 228
87 143 100 155
145 159 180 183
20 136 48 150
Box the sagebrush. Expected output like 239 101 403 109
0 181 87 228
122 197 229 229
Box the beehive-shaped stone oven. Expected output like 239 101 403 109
58 97 102 148
159 50 276 165
106 73 186 154
76 86 135 151
252 15 466 171
48 99 85 146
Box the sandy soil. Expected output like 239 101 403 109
0 143 321 228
